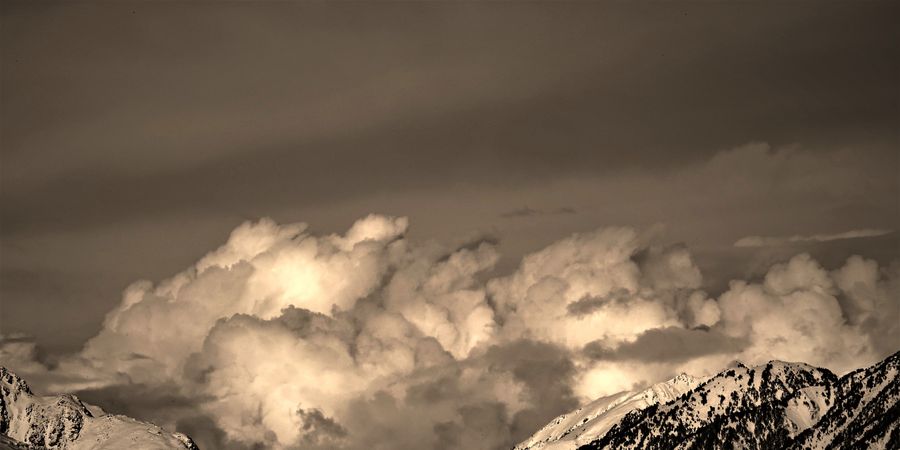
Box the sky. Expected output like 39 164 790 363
1 3 898 450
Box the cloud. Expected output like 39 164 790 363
487 228 706 350
711 253 889 373
296 406 348 449
0 333 48 376
5 139 895 361
79 214 412 385
734 229 894 247
583 327 748 363
565 289 633 317
6 215 898 450
54 214 507 448
335 339 579 450
173 415 259 450
568 252 899 396
831 256 900 357
500 206 576 218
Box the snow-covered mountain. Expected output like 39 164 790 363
514 373 704 450
0 367 198 450
520 351 899 450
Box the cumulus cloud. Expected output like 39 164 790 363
831 256 900 357
56 214 509 449
80 215 410 383
487 229 705 351
5 214 898 450
734 228 893 247
711 253 891 373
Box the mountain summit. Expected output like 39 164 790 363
519 351 899 450
0 367 198 450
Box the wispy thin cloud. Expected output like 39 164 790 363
500 206 576 218
734 229 893 247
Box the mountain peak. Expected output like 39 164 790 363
1 367 33 397
672 373 697 384
575 351 897 449
0 367 198 449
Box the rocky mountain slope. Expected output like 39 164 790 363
791 351 899 449
519 351 899 450
0 367 198 449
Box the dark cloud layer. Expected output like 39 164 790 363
566 290 633 317
583 327 749 363
3 3 897 236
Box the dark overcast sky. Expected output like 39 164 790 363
1 2 898 354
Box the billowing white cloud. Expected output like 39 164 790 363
6 215 897 450
831 255 900 356
65 215 507 448
488 228 689 349
713 253 875 373
80 215 409 382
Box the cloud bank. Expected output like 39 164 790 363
5 215 898 450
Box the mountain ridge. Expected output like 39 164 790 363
0 367 198 450
514 373 705 450
518 351 899 450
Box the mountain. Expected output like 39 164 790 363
0 367 198 450
519 351 899 450
792 351 899 449
514 374 704 450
